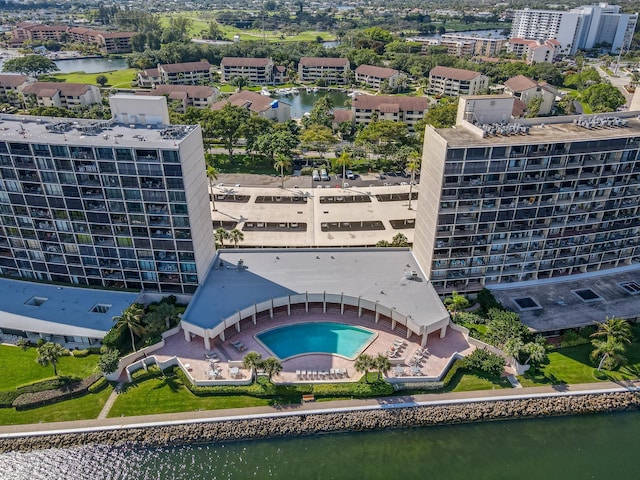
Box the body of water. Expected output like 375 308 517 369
256 322 375 359
0 411 638 479
275 89 351 118
53 57 129 74
0 56 128 74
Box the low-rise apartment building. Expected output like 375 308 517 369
22 82 101 109
428 66 489 97
351 95 429 132
158 61 213 86
354 65 406 91
503 75 557 116
141 85 219 113
220 58 285 85
298 57 350 85
0 75 33 108
507 38 560 64
211 90 291 122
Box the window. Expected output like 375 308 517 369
90 304 112 313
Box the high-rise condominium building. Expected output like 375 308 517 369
414 95 640 295
0 95 214 294
511 3 637 55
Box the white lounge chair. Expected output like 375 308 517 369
330 368 335 377
296 370 301 379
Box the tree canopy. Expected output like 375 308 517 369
2 55 59 76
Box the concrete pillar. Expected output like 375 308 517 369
391 308 397 330
323 291 326 313
374 301 380 323
440 324 447 338
358 296 362 317
127 369 132 383
235 322 240 332
253 304 257 325
220 330 225 342
305 291 309 313
287 295 291 316
204 334 211 351
270 298 274 319
421 334 428 347
340 293 344 315
183 328 191 342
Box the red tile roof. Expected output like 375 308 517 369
332 109 353 123
0 74 30 88
211 90 282 114
23 82 92 97
352 95 428 112
504 75 538 92
429 66 482 81
354 64 399 79
152 84 217 99
299 57 349 67
159 61 211 74
221 57 272 67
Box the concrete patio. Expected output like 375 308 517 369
152 310 474 384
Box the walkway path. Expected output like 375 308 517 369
1 379 639 437
96 383 122 420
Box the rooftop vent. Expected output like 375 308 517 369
513 297 541 311
620 281 640 295
574 115 628 130
91 303 112 313
480 122 530 137
572 288 602 303
25 296 47 307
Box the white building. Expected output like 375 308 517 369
503 75 557 116
428 66 489 97
21 82 101 109
511 3 638 54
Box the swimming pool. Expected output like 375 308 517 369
255 322 377 360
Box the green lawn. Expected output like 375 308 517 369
0 387 112 425
210 153 280 175
443 369 512 393
108 375 271 417
48 68 139 88
0 345 99 389
520 342 640 387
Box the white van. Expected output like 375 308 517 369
312 169 320 181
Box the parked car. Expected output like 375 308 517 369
320 169 330 181
312 169 320 181
346 170 355 180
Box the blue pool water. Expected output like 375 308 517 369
256 322 376 359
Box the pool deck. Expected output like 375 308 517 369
152 311 474 383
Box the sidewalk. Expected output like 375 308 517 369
1 379 638 437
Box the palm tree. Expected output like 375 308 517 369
373 353 391 381
228 228 244 247
262 356 283 382
591 318 632 345
354 353 375 383
444 291 470 315
274 154 291 189
242 351 263 379
215 227 229 248
335 151 352 185
36 342 66 376
153 302 177 330
206 165 219 212
503 337 524 363
523 342 547 365
112 304 146 353
591 336 626 370
406 153 420 210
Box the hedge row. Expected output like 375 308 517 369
87 376 109 393
12 373 102 410
16 376 77 393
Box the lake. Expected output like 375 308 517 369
0 411 638 479
53 57 129 74
274 89 351 118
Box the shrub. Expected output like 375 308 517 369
452 311 485 325
312 381 393 398
477 288 502 314
560 329 590 347
16 376 77 393
72 349 90 357
36 338 46 348
0 390 21 408
131 365 162 383
88 376 109 393
12 373 101 409
143 334 162 347
462 349 506 377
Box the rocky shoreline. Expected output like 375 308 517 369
1 391 639 453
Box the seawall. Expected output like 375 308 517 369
1 388 640 453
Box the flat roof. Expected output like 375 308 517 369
0 114 198 149
182 248 449 332
211 183 417 247
490 266 640 332
0 278 138 338
435 114 640 147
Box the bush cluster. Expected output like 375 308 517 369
87 376 109 393
12 373 102 409
462 349 506 377
452 311 485 325
476 288 502 314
